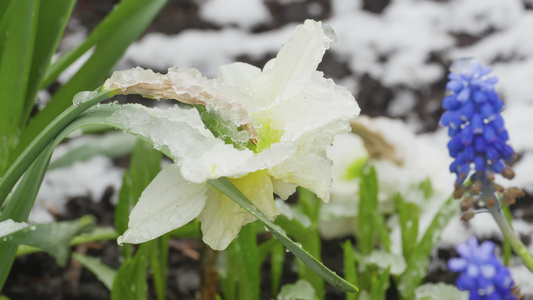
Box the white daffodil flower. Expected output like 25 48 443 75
105 20 360 250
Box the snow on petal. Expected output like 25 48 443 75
105 104 258 182
250 20 337 102
105 66 252 127
198 170 278 250
266 73 359 202
117 164 208 245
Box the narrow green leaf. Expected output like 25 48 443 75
19 0 167 154
219 244 238 300
0 87 116 207
298 187 321 222
0 0 38 173
0 0 12 23
72 252 117 290
418 178 433 201
150 235 169 300
275 211 324 299
208 177 358 293
344 157 368 180
257 237 278 264
48 131 137 170
397 197 459 299
396 194 419 263
357 167 379 255
0 143 56 290
16 226 118 257
271 240 286 296
0 98 112 290
0 216 96 266
342 240 358 300
234 223 260 300
70 226 118 245
370 266 390 300
22 0 76 124
373 209 391 253
111 243 151 300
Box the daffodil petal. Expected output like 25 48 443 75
118 164 208 245
216 62 265 113
266 73 359 202
272 178 296 200
251 20 336 101
106 104 260 182
198 171 278 250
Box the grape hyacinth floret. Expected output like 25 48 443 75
440 59 515 185
448 237 516 300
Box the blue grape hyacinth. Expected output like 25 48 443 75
440 59 515 185
448 237 516 300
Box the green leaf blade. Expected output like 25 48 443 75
18 0 168 157
0 0 39 173
208 177 358 293
72 252 117 290
397 196 459 299
342 240 358 300
111 243 150 300
0 216 96 266
22 0 76 124
357 166 379 255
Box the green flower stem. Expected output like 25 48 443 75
481 175 533 272
488 205 533 272
0 87 116 207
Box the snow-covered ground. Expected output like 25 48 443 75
34 0 533 294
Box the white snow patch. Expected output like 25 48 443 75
199 0 270 29
122 26 294 77
387 90 417 117
0 220 29 237
511 265 533 295
447 0 523 35
30 155 124 223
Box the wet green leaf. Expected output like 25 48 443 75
18 0 167 156
0 216 96 266
397 197 458 299
48 131 137 170
342 240 358 300
208 177 358 293
396 194 419 263
72 252 116 290
111 243 150 300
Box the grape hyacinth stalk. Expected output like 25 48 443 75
440 59 533 272
448 237 516 299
